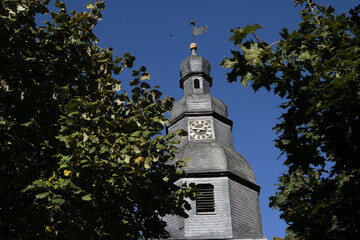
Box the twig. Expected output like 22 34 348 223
251 32 287 69
251 31 267 49
307 0 321 25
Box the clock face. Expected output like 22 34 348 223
188 120 213 140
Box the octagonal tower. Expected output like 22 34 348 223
165 43 266 240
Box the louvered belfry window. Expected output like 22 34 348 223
196 184 215 214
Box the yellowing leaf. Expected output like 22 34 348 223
17 5 26 12
140 73 150 80
144 162 151 169
86 3 95 9
152 155 159 162
133 145 141 154
83 132 89 142
63 169 72 176
48 176 56 181
115 98 125 105
45 225 52 233
122 154 130 163
114 82 121 91
134 156 143 164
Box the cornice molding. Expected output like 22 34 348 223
170 111 233 128
186 171 261 193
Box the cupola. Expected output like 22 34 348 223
180 43 212 88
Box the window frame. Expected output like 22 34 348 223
194 78 200 89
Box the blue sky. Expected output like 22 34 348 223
61 1 358 238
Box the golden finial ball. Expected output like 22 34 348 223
190 43 198 51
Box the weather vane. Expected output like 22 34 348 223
189 19 208 43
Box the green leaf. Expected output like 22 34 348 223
230 24 263 45
82 194 92 201
221 57 238 69
241 43 263 67
21 121 32 127
151 90 162 100
223 3 360 239
33 180 47 188
96 1 105 9
54 198 66 205
131 131 142 137
54 13 67 22
0 0 195 237
64 99 78 113
36 192 50 199
241 72 252 87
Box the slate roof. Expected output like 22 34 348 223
180 54 211 79
174 141 257 185
170 94 228 122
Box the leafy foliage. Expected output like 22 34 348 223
222 1 360 239
0 0 194 239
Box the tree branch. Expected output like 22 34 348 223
307 0 321 25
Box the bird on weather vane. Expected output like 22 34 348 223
169 20 208 41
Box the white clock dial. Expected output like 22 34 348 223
188 120 213 140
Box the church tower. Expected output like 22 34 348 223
165 43 266 240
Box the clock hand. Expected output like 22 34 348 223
190 126 204 132
199 125 207 131
196 126 207 132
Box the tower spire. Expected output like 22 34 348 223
165 40 266 240
179 43 212 90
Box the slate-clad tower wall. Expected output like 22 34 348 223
165 43 266 240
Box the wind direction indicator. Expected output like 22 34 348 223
189 19 208 43
192 26 208 36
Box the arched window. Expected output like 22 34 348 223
196 184 215 214
194 79 200 89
